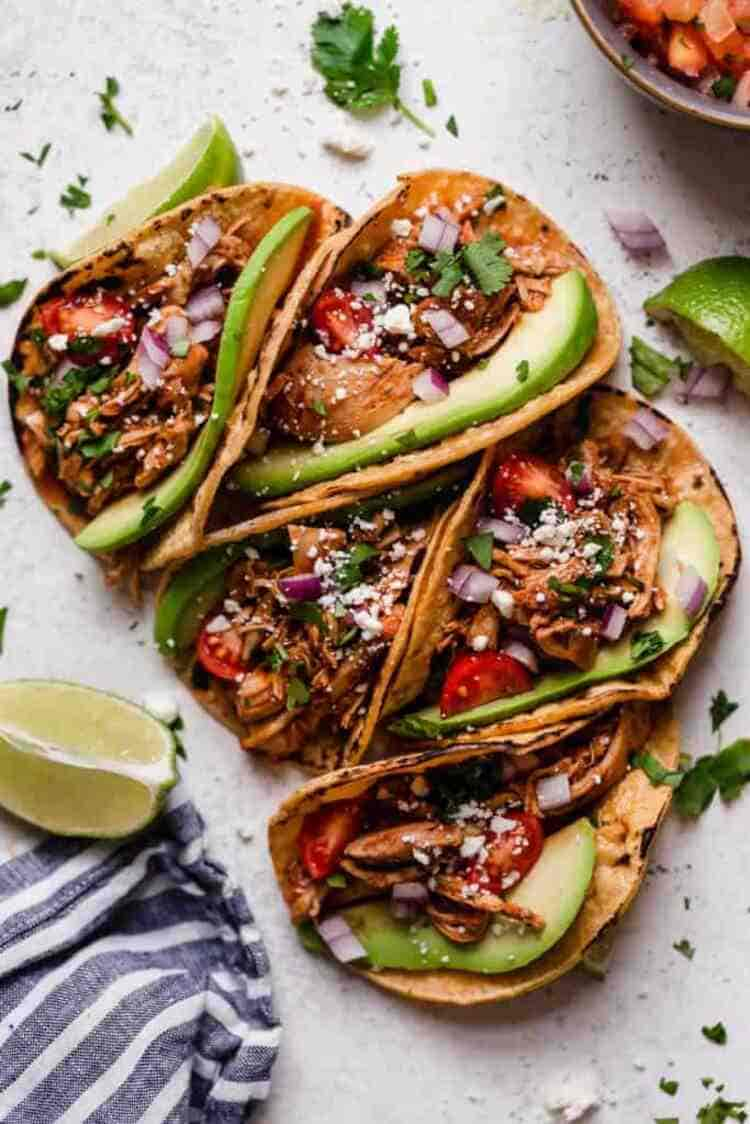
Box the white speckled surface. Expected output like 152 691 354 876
1 2 748 1120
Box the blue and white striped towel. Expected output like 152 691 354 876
0 782 280 1123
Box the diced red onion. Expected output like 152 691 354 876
566 463 593 496
419 212 460 255
623 407 670 451
190 319 222 344
475 516 524 545
675 363 730 403
392 882 429 904
500 641 539 674
413 367 449 403
185 284 225 324
605 209 666 255
165 315 190 355
676 564 708 618
601 603 627 642
141 326 170 368
536 772 572 812
279 574 322 602
135 328 169 389
733 70 750 109
421 308 469 349
350 278 387 304
50 357 76 384
316 915 367 963
447 564 499 604
187 216 221 268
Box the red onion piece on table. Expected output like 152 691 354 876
350 279 388 304
475 516 525 544
185 284 225 323
623 407 670 450
605 210 666 255
447 564 499 603
419 212 460 255
676 564 707 618
675 363 730 403
279 574 322 602
413 367 449 403
316 915 367 963
187 216 221 268
500 641 539 674
536 772 572 812
421 308 470 349
601 603 627 642
190 319 222 344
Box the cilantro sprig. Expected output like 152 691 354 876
311 5 434 136
0 481 11 508
20 142 50 167
0 279 27 308
407 231 513 299
97 77 133 135
702 1022 728 1046
60 175 91 215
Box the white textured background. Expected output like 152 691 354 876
1 1 749 1120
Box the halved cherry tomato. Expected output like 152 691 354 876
466 811 544 894
38 291 135 365
440 650 532 718
668 23 710 74
298 800 363 879
310 288 374 353
619 0 664 24
492 452 575 517
197 623 245 681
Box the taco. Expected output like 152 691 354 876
153 463 479 770
9 183 347 586
143 168 620 572
389 387 740 744
268 701 678 1005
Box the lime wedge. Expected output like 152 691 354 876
54 115 241 267
645 256 750 397
0 680 178 837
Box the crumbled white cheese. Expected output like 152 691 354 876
244 546 260 560
470 634 489 652
390 542 407 561
322 132 373 160
489 813 517 835
390 218 412 238
621 591 634 604
47 333 68 352
165 263 178 277
382 303 413 335
91 317 129 338
224 598 242 614
142 690 179 725
544 1068 601 1122
492 588 514 619
483 193 506 216
204 614 230 634
334 386 348 401
459 835 485 859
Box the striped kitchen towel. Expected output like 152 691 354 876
0 782 280 1123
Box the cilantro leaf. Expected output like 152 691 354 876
0 279 27 307
462 231 512 295
709 738 750 800
2 358 28 396
265 644 288 672
405 247 431 280
446 114 458 137
20 142 50 167
702 1022 728 1045
710 689 739 733
286 676 310 710
697 1097 747 1122
712 74 737 101
336 542 378 590
633 752 684 789
630 630 665 662
659 1078 679 1096
465 531 493 571
431 251 464 298
548 575 592 602
587 532 614 576
673 937 695 960
288 601 327 631
0 481 11 508
60 176 92 215
0 606 6 655
311 5 433 135
312 399 328 417
674 756 718 817
326 872 348 888
422 78 437 107
97 76 133 135
78 430 120 460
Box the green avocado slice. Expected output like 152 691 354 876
232 269 598 500
391 500 720 739
153 461 475 656
306 818 596 974
75 206 314 553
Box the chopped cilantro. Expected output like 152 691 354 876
405 247 431 280
633 751 684 789
337 626 360 648
702 1022 727 1045
587 532 614 575
422 78 437 107
29 328 46 346
712 74 737 101
60 175 92 215
79 430 120 460
568 460 585 486
2 358 28 395
312 398 328 417
709 738 750 800
19 142 51 167
548 575 592 602
465 531 493 571
88 373 114 395
430 757 503 817
462 231 512 295
311 5 433 135
265 644 288 672
629 336 681 399
97 76 133 135
517 497 554 527
0 279 27 308
659 1078 679 1096
42 366 91 419
431 250 464 298
0 481 11 508
286 676 310 710
446 113 458 137
289 601 327 631
710 689 738 734
674 756 718 817
0 606 6 654
326 872 348 888
31 249 50 261
654 1118 678 1124
621 53 635 71
140 495 161 531
672 937 695 960
516 359 530 383
630 630 665 662
697 1097 747 1122
99 470 114 491
68 335 104 357
336 542 378 590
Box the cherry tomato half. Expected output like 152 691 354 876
440 650 533 718
38 291 135 365
310 288 374 353
197 624 245 681
466 810 544 894
492 452 575 517
298 800 363 879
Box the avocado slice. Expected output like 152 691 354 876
232 269 598 500
154 461 475 655
391 500 720 739
307 818 595 973
75 206 314 553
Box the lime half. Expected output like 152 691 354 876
0 680 178 838
55 115 241 267
645 256 750 396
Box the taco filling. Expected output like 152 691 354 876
282 706 651 973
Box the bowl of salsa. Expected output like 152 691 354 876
572 0 750 129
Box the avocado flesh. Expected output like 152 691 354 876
75 206 314 553
233 269 598 500
391 500 720 739
154 461 474 655
323 818 595 973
